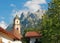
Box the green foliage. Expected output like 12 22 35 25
24 28 41 35
41 0 60 43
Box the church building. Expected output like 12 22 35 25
0 15 22 43
0 15 41 43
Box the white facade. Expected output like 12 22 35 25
30 38 36 43
13 41 22 43
0 37 22 43
0 15 22 43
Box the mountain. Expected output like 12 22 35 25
6 10 42 34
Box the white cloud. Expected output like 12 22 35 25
11 0 46 19
10 4 16 7
25 3 41 12
24 0 47 12
12 10 29 18
0 21 8 29
12 10 22 17
31 0 46 4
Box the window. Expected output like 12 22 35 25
17 28 18 30
17 21 18 23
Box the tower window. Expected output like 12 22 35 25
17 28 18 30
17 21 18 23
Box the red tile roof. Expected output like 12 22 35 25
25 31 42 38
0 27 22 40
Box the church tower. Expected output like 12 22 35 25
13 15 21 36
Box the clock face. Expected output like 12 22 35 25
15 19 20 24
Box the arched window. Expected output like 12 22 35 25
17 28 18 30
17 21 18 23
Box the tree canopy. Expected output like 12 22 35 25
41 0 60 43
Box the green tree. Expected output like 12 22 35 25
41 0 60 43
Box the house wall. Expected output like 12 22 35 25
0 37 2 43
0 36 12 43
0 37 22 43
13 41 22 43
30 38 36 43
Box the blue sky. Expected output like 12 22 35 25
0 0 51 29
0 0 27 23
